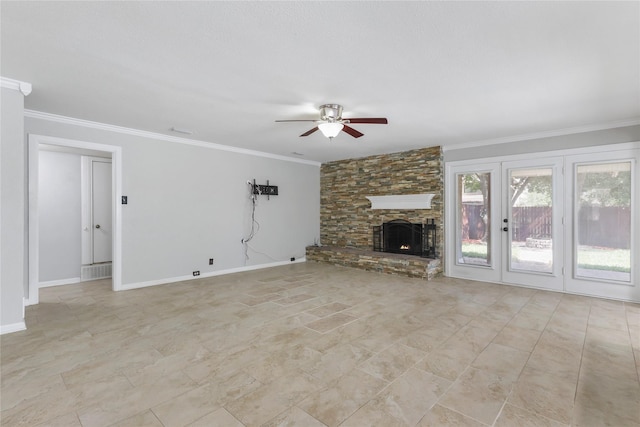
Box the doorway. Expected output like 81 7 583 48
445 143 639 302
28 134 122 305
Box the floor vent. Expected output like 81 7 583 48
81 263 112 281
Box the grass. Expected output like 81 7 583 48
460 242 488 262
577 246 631 273
461 241 631 273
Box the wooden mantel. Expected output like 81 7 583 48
366 194 435 210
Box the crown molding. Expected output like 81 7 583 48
1 77 32 96
442 118 640 152
24 109 321 166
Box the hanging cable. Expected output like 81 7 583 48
242 181 260 261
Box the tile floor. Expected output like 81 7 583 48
1 262 639 426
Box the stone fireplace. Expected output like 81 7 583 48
307 146 444 279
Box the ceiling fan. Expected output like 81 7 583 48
276 104 388 140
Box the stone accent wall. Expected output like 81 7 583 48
320 146 444 259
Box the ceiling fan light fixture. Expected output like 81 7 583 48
319 104 343 121
318 122 344 139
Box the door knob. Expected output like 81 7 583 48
95 224 101 229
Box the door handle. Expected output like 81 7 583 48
503 227 508 232
95 224 101 229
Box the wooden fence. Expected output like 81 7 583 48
461 204 630 249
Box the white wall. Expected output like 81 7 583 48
1 86 27 333
444 124 640 162
26 114 321 288
38 150 82 282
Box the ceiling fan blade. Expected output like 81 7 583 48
300 127 319 137
342 125 364 138
344 118 388 124
275 119 318 122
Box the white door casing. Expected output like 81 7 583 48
28 134 123 306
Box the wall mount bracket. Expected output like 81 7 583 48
251 179 278 200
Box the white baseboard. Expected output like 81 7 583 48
1 321 27 335
39 277 82 288
120 258 306 291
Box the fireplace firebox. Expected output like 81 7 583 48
373 219 437 258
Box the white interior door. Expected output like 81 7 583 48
92 160 112 264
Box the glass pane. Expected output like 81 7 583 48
576 162 631 282
457 173 491 266
509 168 553 273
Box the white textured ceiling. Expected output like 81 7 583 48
2 1 638 162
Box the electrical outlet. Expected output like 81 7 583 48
209 258 214 265
193 271 200 276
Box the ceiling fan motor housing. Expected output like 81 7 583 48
319 104 343 122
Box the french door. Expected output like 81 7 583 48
446 145 639 301
501 158 564 290
448 158 563 291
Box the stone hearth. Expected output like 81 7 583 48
306 245 442 280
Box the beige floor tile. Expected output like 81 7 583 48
398 326 455 353
418 322 497 381
417 404 487 426
589 308 629 331
77 371 196 427
492 323 542 352
471 342 529 380
1 372 66 412
508 366 577 425
585 323 633 348
67 374 135 410
358 343 425 382
2 263 637 427
186 408 244 427
339 400 407 427
151 370 260 427
33 412 83 427
580 341 637 379
573 369 640 426
262 406 327 427
306 302 351 318
369 368 451 425
108 410 164 427
225 370 322 426
301 343 372 383
495 403 569 427
438 366 515 425
274 293 317 305
183 346 259 384
245 350 314 385
0 388 79 427
418 340 477 381
305 312 358 333
299 369 388 426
